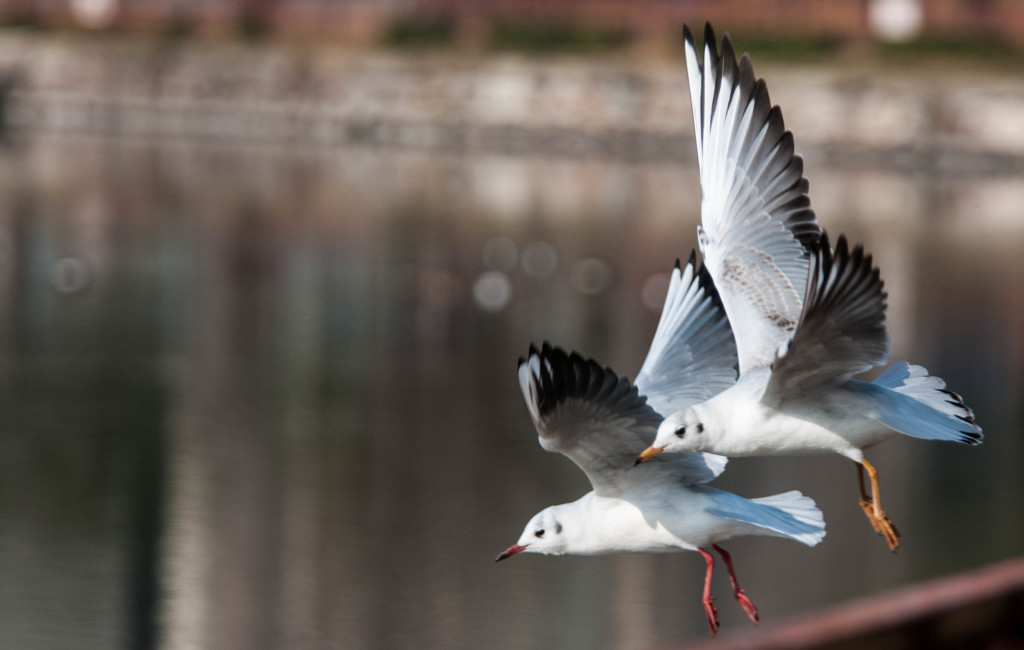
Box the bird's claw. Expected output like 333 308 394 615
734 588 759 624
859 499 901 551
702 596 719 636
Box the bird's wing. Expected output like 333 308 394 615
519 343 727 496
635 252 738 415
762 233 891 409
685 23 821 374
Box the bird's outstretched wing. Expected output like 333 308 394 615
762 233 891 408
635 251 737 415
685 23 821 374
519 343 726 496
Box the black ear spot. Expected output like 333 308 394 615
696 423 704 434
555 522 563 534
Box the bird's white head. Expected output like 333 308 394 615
495 505 571 562
636 407 709 464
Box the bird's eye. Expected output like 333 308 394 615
675 425 686 438
696 423 704 434
534 528 545 538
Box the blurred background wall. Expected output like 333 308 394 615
3 0 1024 47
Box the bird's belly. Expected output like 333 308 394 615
727 412 867 458
597 494 729 553
788 408 896 453
584 497 689 554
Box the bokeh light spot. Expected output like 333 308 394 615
473 271 512 311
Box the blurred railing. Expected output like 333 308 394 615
685 555 1024 649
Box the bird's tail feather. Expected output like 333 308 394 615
749 491 827 547
706 489 826 547
869 362 982 446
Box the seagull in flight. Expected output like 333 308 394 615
496 257 825 635
637 25 982 551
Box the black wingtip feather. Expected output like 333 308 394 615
765 229 891 400
959 428 983 445
690 25 823 254
521 342 649 419
943 389 982 440
720 33 736 66
812 233 886 312
739 54 755 85
751 77 770 110
696 260 725 312
763 105 785 144
671 250 698 277
810 230 831 257
703 22 717 58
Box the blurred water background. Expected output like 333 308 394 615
0 2 1023 649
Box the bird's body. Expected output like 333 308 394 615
515 485 823 557
689 370 896 462
636 25 982 551
648 238 983 467
498 256 825 635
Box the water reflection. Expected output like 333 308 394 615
0 135 1020 649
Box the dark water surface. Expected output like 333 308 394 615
0 134 1021 649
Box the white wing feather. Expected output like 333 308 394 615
685 23 821 374
635 252 737 416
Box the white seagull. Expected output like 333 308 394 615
496 256 825 635
637 25 982 551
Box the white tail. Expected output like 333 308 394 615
871 362 982 445
751 490 827 547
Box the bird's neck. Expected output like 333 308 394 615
697 380 778 456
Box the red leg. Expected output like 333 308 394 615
712 544 759 625
697 547 719 636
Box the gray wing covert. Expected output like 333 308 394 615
519 343 726 495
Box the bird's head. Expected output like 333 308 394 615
637 407 707 463
495 506 569 562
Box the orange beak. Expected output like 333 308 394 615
635 445 665 465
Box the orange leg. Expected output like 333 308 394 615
712 544 759 625
856 463 879 529
697 547 720 636
856 460 901 551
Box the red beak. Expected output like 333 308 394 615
495 544 529 562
